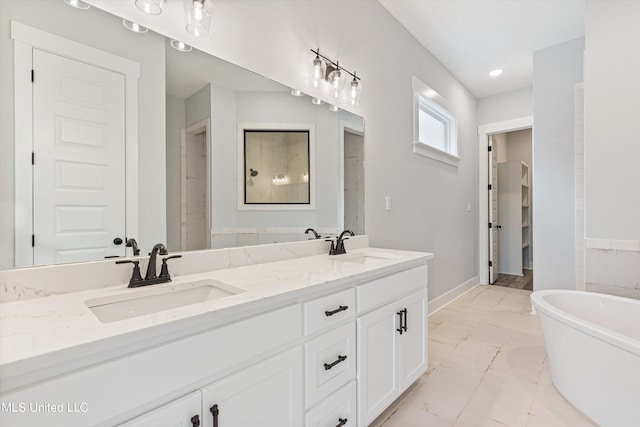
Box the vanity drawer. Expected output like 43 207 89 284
304 322 356 409
357 265 427 314
304 288 355 335
305 381 356 427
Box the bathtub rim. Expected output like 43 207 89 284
531 290 640 357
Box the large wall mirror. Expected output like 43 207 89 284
0 0 365 270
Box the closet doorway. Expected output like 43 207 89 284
489 128 533 290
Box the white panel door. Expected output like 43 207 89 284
397 290 427 392
488 136 499 283
201 347 303 427
32 48 126 264
118 391 202 427
357 304 398 426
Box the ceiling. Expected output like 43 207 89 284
378 0 585 99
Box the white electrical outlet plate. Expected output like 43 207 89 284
385 196 392 211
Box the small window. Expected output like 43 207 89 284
412 77 459 166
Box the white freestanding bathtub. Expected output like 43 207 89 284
531 290 640 427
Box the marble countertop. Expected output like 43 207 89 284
0 247 432 392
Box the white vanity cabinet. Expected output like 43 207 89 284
356 266 428 426
119 392 202 427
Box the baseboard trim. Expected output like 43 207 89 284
428 275 479 316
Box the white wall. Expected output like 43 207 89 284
583 0 640 299
584 0 640 240
0 0 166 266
186 85 212 128
478 87 533 126
532 37 584 291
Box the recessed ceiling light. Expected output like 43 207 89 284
170 39 192 52
489 69 503 77
123 20 148 34
63 0 90 10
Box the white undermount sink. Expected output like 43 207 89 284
85 279 246 323
333 252 399 265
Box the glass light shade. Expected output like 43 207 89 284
290 89 304 97
135 0 163 15
329 105 340 112
63 0 90 9
123 19 148 34
185 0 213 37
347 77 362 106
170 39 193 52
311 97 324 105
308 55 326 89
328 67 346 98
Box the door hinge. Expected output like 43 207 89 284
32 234 35 247
31 69 34 83
31 152 35 165
489 260 493 267
488 222 492 229
488 146 492 152
488 184 492 190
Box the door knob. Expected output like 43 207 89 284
113 237 123 245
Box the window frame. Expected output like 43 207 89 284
412 77 459 167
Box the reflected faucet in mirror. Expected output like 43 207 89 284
305 228 321 239
126 238 141 256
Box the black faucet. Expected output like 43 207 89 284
327 230 355 255
125 238 140 256
116 243 181 287
305 228 321 239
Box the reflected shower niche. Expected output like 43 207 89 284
239 125 316 210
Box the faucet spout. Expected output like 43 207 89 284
126 238 140 256
145 243 168 280
305 228 321 239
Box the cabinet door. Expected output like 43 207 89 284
118 391 202 427
201 347 303 427
397 290 427 392
357 304 398 426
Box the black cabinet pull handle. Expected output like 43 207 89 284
325 305 349 317
396 310 404 335
324 355 347 370
336 418 348 427
210 404 219 427
191 414 200 427
402 308 408 332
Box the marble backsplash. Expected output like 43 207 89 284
585 239 640 299
0 235 369 303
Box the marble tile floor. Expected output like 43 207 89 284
372 285 595 427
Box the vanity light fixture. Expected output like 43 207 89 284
185 0 213 37
290 89 304 97
309 49 362 103
489 68 503 77
347 73 361 106
170 39 193 52
272 174 289 185
303 172 309 183
135 0 163 15
63 0 90 10
123 19 149 34
311 97 324 106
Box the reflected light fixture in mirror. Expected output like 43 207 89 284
311 97 324 105
170 39 193 52
136 0 163 15
184 0 213 37
308 49 362 105
291 89 304 97
63 0 90 10
329 105 340 112
123 19 149 33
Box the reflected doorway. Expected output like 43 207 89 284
343 128 365 235
181 119 211 251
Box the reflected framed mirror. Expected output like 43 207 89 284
239 125 315 209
